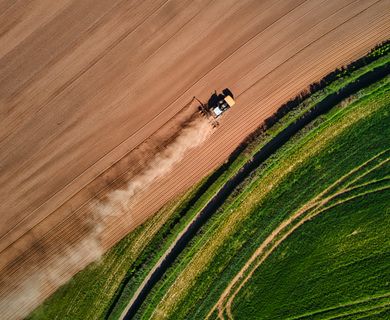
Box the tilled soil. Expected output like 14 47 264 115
0 0 389 318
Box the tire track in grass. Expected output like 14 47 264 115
327 303 390 320
220 155 390 319
287 293 390 320
223 184 390 319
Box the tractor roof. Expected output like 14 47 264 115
224 95 235 107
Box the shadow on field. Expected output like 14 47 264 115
119 59 389 319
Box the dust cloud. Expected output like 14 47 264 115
94 116 213 220
0 116 213 319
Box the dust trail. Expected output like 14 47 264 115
94 116 214 220
0 116 213 320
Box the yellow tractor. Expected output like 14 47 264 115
196 89 235 126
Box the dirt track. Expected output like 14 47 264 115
0 0 389 318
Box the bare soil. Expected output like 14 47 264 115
0 0 389 318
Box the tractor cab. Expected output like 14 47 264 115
208 89 235 118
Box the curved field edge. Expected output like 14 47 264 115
148 79 390 320
218 88 390 319
122 42 390 320
27 42 389 320
136 77 390 319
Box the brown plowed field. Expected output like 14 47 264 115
0 0 389 317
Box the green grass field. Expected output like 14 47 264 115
135 77 389 319
28 42 390 320
232 145 390 318
232 190 390 319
